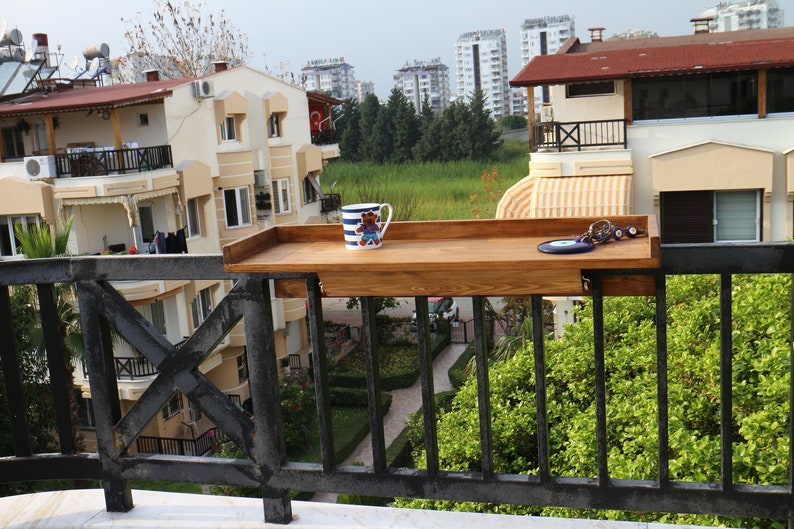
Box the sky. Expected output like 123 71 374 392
4 0 794 99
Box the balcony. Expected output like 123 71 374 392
1 242 794 527
53 144 173 177
532 119 627 152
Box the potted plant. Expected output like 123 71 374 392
256 192 272 211
15 118 31 136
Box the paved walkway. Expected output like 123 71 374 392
312 342 469 503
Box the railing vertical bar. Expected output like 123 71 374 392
76 280 132 512
361 296 387 473
240 277 291 524
37 283 77 454
306 277 335 471
655 273 670 487
720 273 733 490
592 274 609 485
472 295 494 479
531 294 550 482
0 285 32 458
415 296 439 477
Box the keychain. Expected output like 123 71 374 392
537 219 647 254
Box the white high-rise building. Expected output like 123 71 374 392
455 29 511 120
301 57 357 100
355 80 375 103
520 15 575 117
699 0 783 32
394 58 451 115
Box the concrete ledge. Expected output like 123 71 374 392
0 489 710 529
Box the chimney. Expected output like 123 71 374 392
691 17 712 34
212 60 229 73
588 27 605 42
144 69 160 82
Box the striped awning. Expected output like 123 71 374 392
496 174 633 219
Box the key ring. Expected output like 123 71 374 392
578 219 646 245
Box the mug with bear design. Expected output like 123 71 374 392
341 202 394 250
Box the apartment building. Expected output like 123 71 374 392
0 48 340 453
507 25 794 245
355 80 375 102
455 29 511 120
394 57 451 115
301 57 357 100
519 15 576 118
699 0 784 32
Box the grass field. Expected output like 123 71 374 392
321 138 530 221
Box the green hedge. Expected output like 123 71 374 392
447 342 475 389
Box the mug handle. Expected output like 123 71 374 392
379 203 394 237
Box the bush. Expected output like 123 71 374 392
280 371 316 453
448 342 476 389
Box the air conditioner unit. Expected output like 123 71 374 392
181 408 198 424
24 155 57 179
192 79 214 98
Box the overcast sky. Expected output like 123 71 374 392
4 0 794 98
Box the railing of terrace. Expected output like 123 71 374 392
0 247 793 526
53 145 173 177
533 119 627 152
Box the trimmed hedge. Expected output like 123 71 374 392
447 342 475 389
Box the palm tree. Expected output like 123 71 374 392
13 217 85 453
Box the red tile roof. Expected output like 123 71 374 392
0 78 191 117
511 27 794 86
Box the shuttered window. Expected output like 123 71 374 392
661 190 761 244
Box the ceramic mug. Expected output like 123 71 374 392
341 202 394 250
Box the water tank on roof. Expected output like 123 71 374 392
83 42 109 60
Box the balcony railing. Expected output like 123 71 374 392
81 356 160 380
137 427 227 456
1 247 794 525
311 129 337 146
532 119 627 152
53 145 173 177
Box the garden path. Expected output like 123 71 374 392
311 342 469 503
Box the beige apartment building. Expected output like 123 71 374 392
507 25 794 244
0 59 340 453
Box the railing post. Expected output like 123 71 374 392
361 296 387 472
0 286 32 458
240 276 292 524
76 280 133 512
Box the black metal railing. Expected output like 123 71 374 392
321 193 341 213
54 145 173 177
533 119 627 152
1 248 794 526
137 427 227 456
311 129 337 146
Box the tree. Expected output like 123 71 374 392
468 89 503 160
385 88 421 164
335 98 362 162
120 0 251 81
357 94 382 163
397 274 791 527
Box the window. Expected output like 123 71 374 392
633 72 757 120
137 113 149 126
186 197 202 238
223 187 251 227
33 121 48 153
78 396 96 430
161 392 183 421
1 215 41 257
272 179 292 214
303 177 317 204
566 81 615 98
136 203 155 246
660 190 760 244
267 114 282 138
1 126 24 159
138 300 167 335
767 67 794 114
237 349 249 383
220 116 237 141
191 287 213 328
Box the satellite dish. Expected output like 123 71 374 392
87 57 99 77
68 55 79 71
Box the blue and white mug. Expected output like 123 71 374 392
341 202 394 250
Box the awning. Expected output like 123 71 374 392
306 174 325 199
58 187 182 227
496 174 633 219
